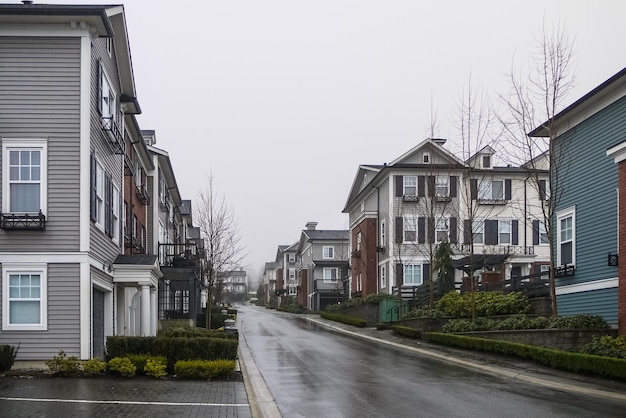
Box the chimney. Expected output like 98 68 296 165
431 138 447 146
305 222 318 231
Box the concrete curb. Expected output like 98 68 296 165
306 317 626 403
238 318 282 418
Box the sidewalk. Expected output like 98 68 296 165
302 314 626 403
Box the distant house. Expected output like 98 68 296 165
296 222 350 311
262 261 277 305
532 67 626 329
342 138 550 304
220 270 247 304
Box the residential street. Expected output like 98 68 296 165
239 305 626 418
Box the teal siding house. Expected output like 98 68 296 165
530 68 626 329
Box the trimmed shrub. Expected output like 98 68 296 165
46 350 81 374
108 357 137 377
547 314 610 330
375 323 391 330
0 344 19 372
493 314 550 330
391 325 422 339
436 291 530 318
326 293 399 312
401 308 443 320
174 359 236 380
83 358 107 375
319 311 367 327
145 358 168 379
161 326 236 339
127 354 168 375
580 335 626 359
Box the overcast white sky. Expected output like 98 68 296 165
40 1 626 280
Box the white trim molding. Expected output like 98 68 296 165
556 277 618 296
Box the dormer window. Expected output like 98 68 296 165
423 152 430 164
482 155 491 168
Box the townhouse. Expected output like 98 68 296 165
533 67 626 330
342 138 550 304
220 270 247 304
0 3 203 361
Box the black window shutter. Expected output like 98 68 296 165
532 220 540 245
450 176 457 197
396 263 403 288
423 264 430 284
395 176 403 197
427 176 436 197
450 217 457 244
428 216 435 243
395 217 403 243
104 174 112 237
485 220 498 245
505 179 512 200
538 180 546 200
90 154 97 222
97 60 103 115
463 220 471 244
512 220 518 245
418 217 426 243
470 179 478 200
418 176 425 197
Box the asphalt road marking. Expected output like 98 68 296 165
0 397 249 407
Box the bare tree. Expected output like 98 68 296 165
195 174 245 328
498 23 575 316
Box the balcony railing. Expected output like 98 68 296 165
0 211 46 230
136 184 150 205
452 243 535 255
478 198 507 205
159 242 200 267
159 194 171 212
101 116 125 155
124 153 134 176
402 195 419 202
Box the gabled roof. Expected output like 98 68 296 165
389 138 465 166
465 145 496 165
529 67 626 138
148 143 182 207
302 230 349 241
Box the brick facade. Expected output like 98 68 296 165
351 218 378 297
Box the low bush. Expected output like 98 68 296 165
145 358 168 379
108 357 137 377
375 323 391 330
0 344 19 372
580 335 626 359
401 308 443 320
174 359 236 380
83 358 107 375
127 354 168 375
319 311 367 327
493 314 550 330
547 314 610 330
436 291 530 318
161 326 235 339
326 293 399 312
425 332 626 380
391 325 422 339
46 350 81 374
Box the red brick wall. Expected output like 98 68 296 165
276 268 284 290
351 218 378 297
297 269 308 308
619 162 626 335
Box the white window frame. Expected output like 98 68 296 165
435 176 449 198
112 184 120 244
380 220 386 246
557 207 575 267
403 175 417 196
289 268 296 280
288 283 297 296
435 217 448 243
101 68 115 118
380 264 386 290
423 152 430 164
2 263 48 331
288 253 296 263
478 179 504 200
404 217 417 242
323 246 334 259
356 232 362 251
403 264 422 286
540 264 550 281
2 139 48 215
499 220 512 245
323 267 338 283
95 160 105 230
473 219 484 244
539 221 549 245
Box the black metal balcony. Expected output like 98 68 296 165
101 116 125 155
159 242 200 267
136 184 150 205
124 153 134 176
0 211 46 230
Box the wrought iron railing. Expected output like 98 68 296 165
136 184 150 205
101 116 125 155
0 211 46 230
159 242 200 267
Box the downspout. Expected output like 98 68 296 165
524 176 528 251
376 184 380 293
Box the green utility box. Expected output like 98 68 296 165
379 299 408 323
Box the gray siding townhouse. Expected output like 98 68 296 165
533 67 626 328
343 139 550 305
296 222 349 311
0 4 159 361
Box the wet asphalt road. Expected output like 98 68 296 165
239 305 626 418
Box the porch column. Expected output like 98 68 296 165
151 287 157 336
139 283 151 336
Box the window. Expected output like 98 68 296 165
112 185 120 243
479 180 503 200
100 68 115 117
423 152 430 164
323 246 334 259
2 139 47 215
356 273 362 292
2 264 47 331
483 155 491 168
288 253 296 263
403 176 417 196
380 220 386 246
323 267 338 283
288 284 297 296
356 232 362 251
435 176 449 197
473 220 484 244
540 265 550 280
403 264 422 286
539 221 549 245
95 161 105 227
499 220 511 244
436 217 448 243
404 217 417 242
557 208 575 266
380 265 386 289
105 37 112 56
289 268 295 280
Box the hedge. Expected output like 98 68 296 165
391 325 422 339
425 332 626 380
319 311 367 327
